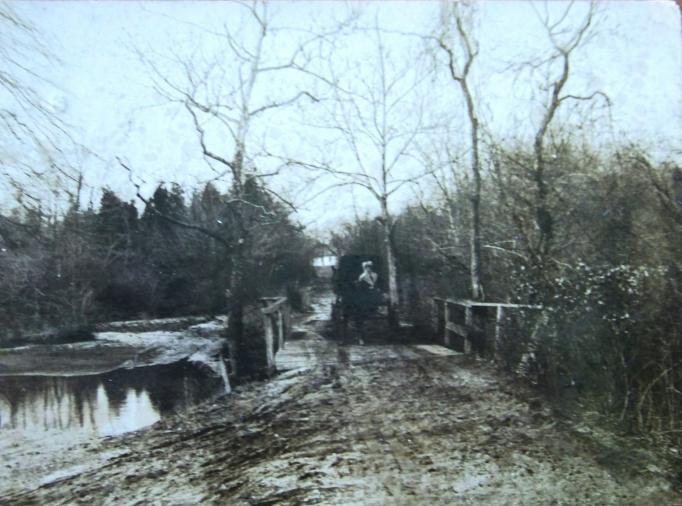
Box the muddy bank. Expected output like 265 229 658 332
1 315 219 350
0 342 141 376
94 315 217 333
0 315 226 377
3 345 679 505
0 322 226 377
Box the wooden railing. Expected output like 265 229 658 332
432 298 541 355
259 296 291 373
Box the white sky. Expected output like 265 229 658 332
4 0 681 233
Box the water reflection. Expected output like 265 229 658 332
0 360 223 436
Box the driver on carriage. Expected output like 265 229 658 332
358 260 378 289
357 260 383 309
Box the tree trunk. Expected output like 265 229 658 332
381 198 399 331
467 103 484 301
534 136 553 264
439 15 485 302
469 192 484 300
227 247 245 373
226 150 246 376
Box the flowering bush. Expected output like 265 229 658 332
510 260 680 433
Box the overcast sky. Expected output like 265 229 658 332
4 1 681 232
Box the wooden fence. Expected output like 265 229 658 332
432 298 541 356
259 296 292 373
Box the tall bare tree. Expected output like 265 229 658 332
131 1 340 361
492 1 609 288
437 2 485 301
298 24 431 329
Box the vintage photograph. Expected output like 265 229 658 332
0 0 681 503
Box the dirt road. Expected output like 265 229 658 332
3 302 680 505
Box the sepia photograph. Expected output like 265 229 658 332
0 0 681 503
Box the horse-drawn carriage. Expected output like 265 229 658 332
330 255 387 343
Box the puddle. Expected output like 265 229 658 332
0 360 223 437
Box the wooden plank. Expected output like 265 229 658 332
433 297 541 309
445 321 484 335
448 300 541 309
261 297 287 314
446 322 469 338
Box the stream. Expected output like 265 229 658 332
0 360 224 437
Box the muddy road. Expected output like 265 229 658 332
2 297 680 505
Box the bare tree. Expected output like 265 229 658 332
130 1 341 361
492 1 609 286
0 2 86 228
436 2 485 301
295 24 432 329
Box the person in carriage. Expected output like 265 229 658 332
358 260 377 288
356 260 382 309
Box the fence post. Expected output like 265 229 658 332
494 306 505 361
263 314 275 372
277 309 285 351
285 304 291 340
259 297 291 375
443 301 451 347
431 298 438 333
464 306 473 354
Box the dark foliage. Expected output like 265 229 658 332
0 181 315 346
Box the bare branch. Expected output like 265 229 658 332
559 90 611 106
249 91 319 117
185 102 236 173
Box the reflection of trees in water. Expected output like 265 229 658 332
0 376 97 430
0 392 11 428
0 360 222 433
101 375 127 415
69 376 99 427
101 360 221 415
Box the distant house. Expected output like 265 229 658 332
312 250 337 279
312 255 336 267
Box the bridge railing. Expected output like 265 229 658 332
432 298 541 356
259 296 291 373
